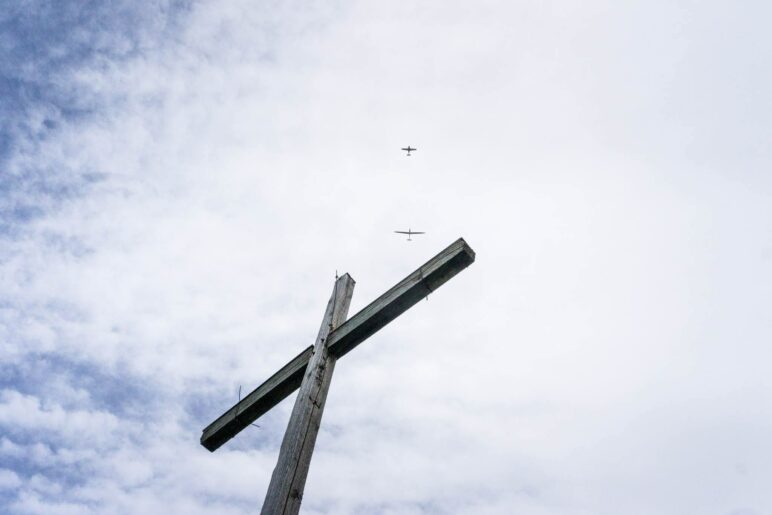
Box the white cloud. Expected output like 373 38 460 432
0 468 21 490
1 0 771 513
0 390 128 447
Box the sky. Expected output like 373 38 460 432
1 1 771 514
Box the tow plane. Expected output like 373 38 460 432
401 146 416 156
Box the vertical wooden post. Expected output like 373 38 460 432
261 274 355 515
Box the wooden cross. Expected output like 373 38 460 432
201 238 475 514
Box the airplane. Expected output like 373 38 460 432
401 146 417 156
394 228 425 241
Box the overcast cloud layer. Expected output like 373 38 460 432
1 1 771 514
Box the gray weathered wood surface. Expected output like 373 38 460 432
201 345 314 452
327 237 475 358
200 238 475 452
261 274 355 515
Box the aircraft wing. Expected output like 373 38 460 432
394 231 410 234
411 231 426 234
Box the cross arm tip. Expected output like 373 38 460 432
454 237 476 263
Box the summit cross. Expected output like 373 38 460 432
201 238 476 514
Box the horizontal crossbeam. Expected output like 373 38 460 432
201 345 313 452
327 237 475 358
201 238 475 452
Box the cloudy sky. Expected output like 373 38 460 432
1 1 771 514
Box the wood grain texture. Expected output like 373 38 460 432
261 274 355 515
200 238 475 453
200 345 314 452
327 237 475 358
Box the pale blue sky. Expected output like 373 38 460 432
1 1 770 514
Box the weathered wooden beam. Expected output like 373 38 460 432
200 238 475 452
200 345 314 452
261 274 355 515
327 237 475 358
